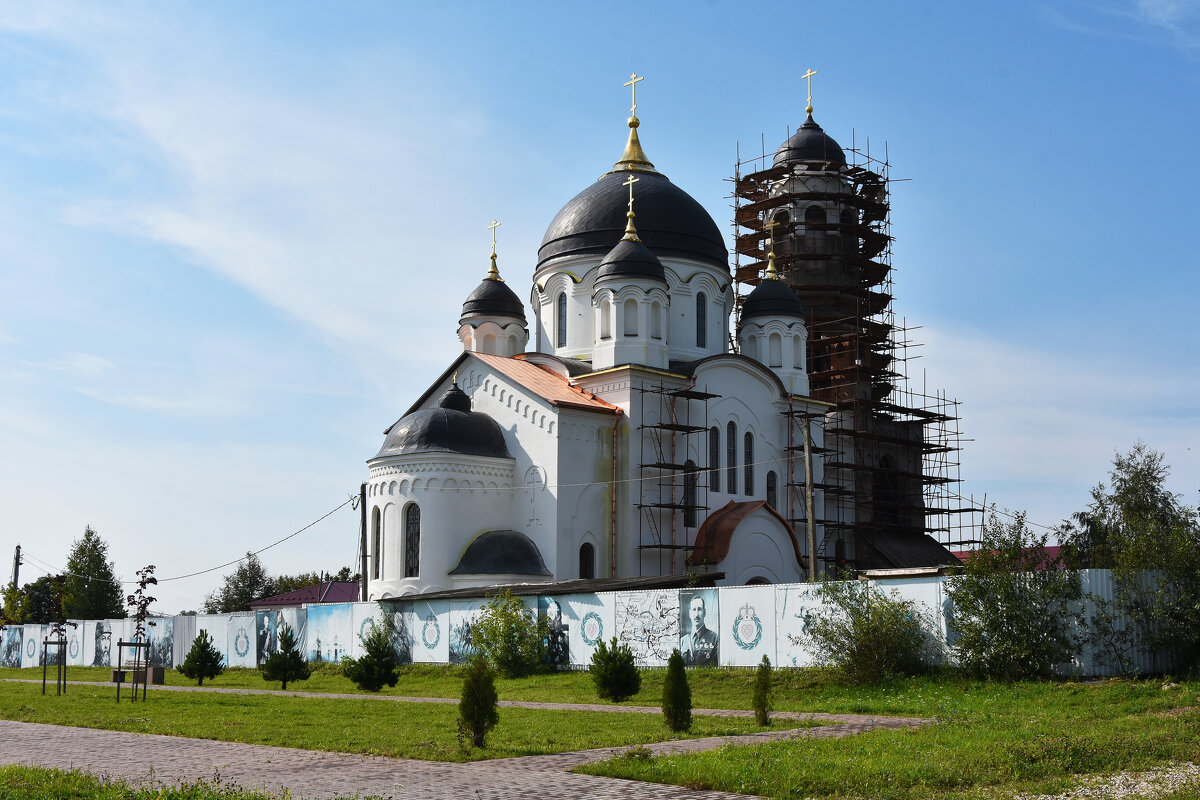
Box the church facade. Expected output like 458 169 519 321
364 89 956 600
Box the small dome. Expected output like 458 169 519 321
595 237 666 283
539 170 727 272
460 277 526 324
739 279 805 324
374 385 510 460
448 530 552 576
774 115 846 167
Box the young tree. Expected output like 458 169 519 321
589 637 641 702
1 582 29 624
203 553 274 613
458 656 499 748
62 526 126 620
946 511 1082 679
344 617 399 692
752 654 773 726
662 649 692 732
260 624 310 690
471 591 546 678
179 630 224 686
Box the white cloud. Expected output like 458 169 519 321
39 352 113 377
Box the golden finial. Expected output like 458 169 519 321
622 174 641 242
765 216 780 280
802 68 818 115
612 72 656 173
486 219 502 281
452 371 459 385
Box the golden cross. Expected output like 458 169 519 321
801 68 818 113
624 72 644 115
623 174 639 213
488 219 501 255
765 215 780 251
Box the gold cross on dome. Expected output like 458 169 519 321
488 219 501 255
624 72 644 115
801 68 818 113
623 174 639 213
765 215 779 248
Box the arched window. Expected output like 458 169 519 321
726 421 737 495
556 293 567 348
651 301 663 339
805 205 826 224
683 460 698 528
371 507 382 580
805 205 826 253
600 300 611 339
744 432 755 495
840 207 859 255
744 334 758 361
766 471 778 510
404 504 421 578
708 426 720 491
768 333 783 367
623 298 639 336
793 335 804 369
696 292 707 348
481 333 496 355
579 542 595 579
508 334 519 354
772 210 792 258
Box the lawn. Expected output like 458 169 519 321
0 765 300 800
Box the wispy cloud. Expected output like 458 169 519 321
1039 0 1200 53
38 351 113 377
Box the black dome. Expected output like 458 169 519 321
774 115 846 166
538 170 727 271
461 277 526 324
375 386 510 460
739 279 805 324
596 237 667 282
449 530 551 576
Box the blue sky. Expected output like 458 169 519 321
0 1 1196 612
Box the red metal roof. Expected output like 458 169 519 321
472 353 621 413
249 581 360 609
687 500 807 571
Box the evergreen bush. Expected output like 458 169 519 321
661 649 692 732
752 654 772 725
179 630 224 686
458 656 499 748
259 624 310 690
343 618 399 692
471 591 547 678
589 636 641 702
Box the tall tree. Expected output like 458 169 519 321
20 575 68 624
203 553 274 613
61 526 126 620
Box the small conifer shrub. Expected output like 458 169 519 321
662 649 692 732
458 656 499 748
179 630 224 686
589 636 641 702
752 654 773 725
344 618 399 692
259 624 310 690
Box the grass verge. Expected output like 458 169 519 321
0 764 320 799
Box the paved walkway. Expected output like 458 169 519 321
0 680 928 799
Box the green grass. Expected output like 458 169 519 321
0 765 316 799
0 680 785 762
579 676 1200 800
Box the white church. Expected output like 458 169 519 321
363 82 956 600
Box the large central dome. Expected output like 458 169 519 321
537 124 728 272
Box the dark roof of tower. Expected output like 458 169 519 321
739 278 805 323
374 385 510 460
774 114 846 166
595 236 667 282
448 530 552 576
460 277 526 324
538 170 727 271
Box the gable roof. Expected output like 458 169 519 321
687 500 807 571
249 581 360 609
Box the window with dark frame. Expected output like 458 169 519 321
371 507 381 580
404 504 421 578
744 432 755 495
696 292 707 348
708 426 720 491
683 460 698 528
579 542 595 579
556 293 567 348
726 421 737 494
766 470 778 510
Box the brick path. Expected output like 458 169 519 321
0 681 928 799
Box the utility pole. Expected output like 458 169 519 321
9 545 19 589
359 483 368 601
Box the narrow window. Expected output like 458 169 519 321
404 504 421 578
793 335 804 369
766 471 778 510
683 460 698 528
726 421 737 494
744 432 755 495
481 333 496 355
744 334 758 361
768 333 783 367
696 292 707 348
651 301 662 339
371 507 381 580
579 542 595 579
805 205 826 224
623 298 638 336
556 293 567 348
600 300 611 339
708 426 720 491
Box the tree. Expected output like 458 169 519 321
12 575 67 624
662 649 692 732
945 510 1082 679
471 591 546 678
260 624 310 690
458 656 499 748
752 655 773 726
179 630 224 686
1060 444 1200 668
1 582 30 624
344 617 399 692
62 526 126 620
203 553 274 613
589 637 641 702
272 567 361 595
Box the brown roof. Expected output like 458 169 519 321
249 581 361 609
687 500 807 571
474 353 621 413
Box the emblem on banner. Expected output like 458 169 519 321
421 614 441 649
68 635 80 660
732 603 763 650
25 637 35 658
234 628 251 657
581 611 603 646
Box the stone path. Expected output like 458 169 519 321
0 680 929 799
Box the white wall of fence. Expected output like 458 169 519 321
0 570 1167 677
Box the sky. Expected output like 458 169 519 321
0 1 1197 614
